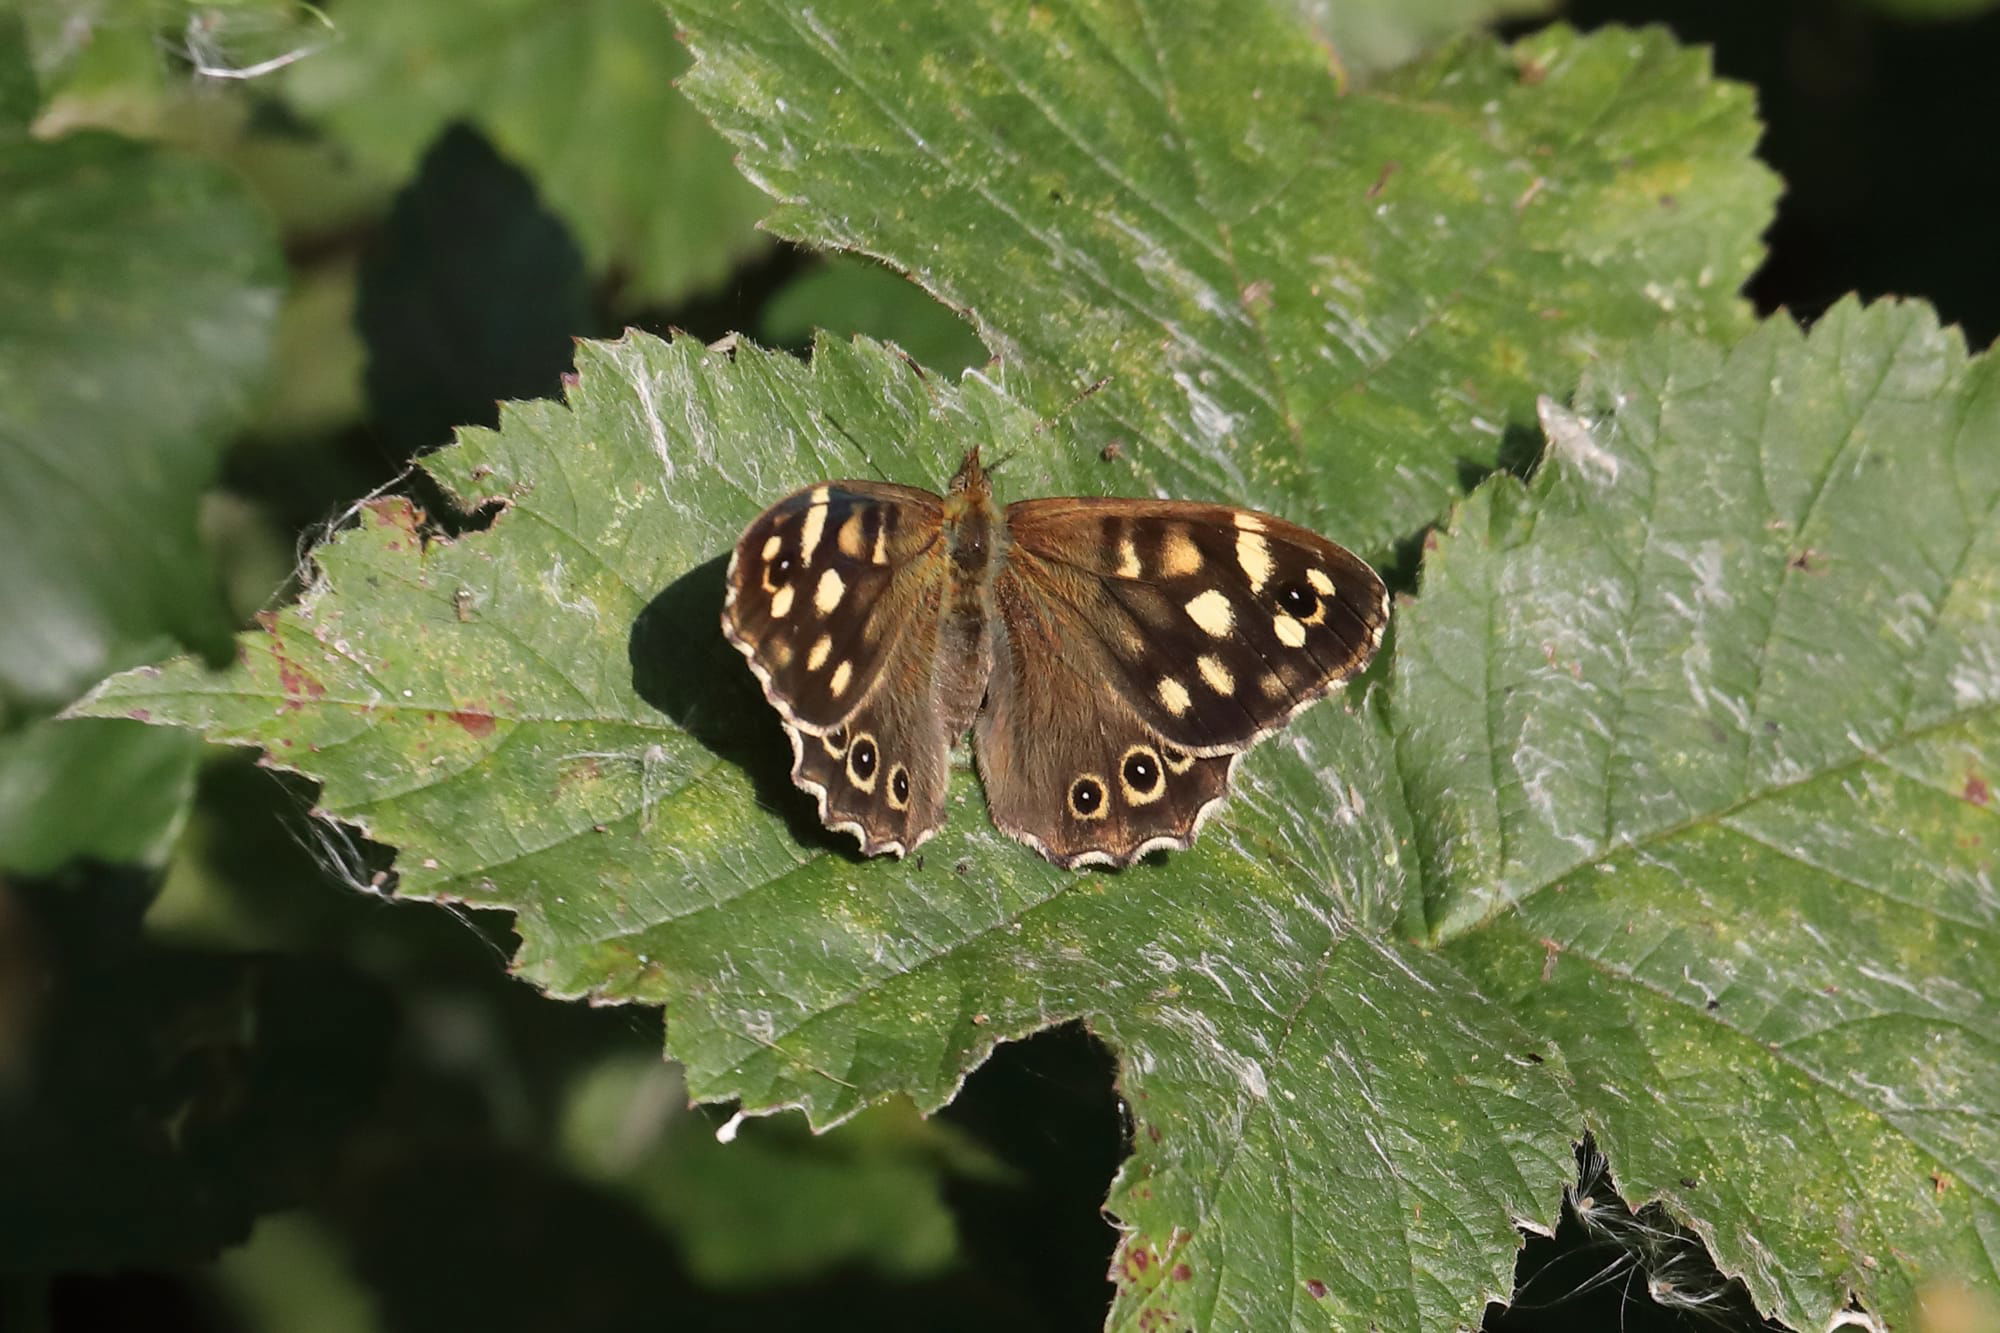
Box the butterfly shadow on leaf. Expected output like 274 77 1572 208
627 554 859 859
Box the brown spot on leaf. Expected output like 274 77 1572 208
449 710 497 738
1305 1278 1328 1299
1366 160 1399 198
264 623 326 707
126 708 151 722
1171 1263 1191 1282
1964 774 1991 806
1119 1239 1157 1285
365 496 424 534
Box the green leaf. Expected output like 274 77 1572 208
0 130 279 709
0 123 280 865
281 0 769 307
76 298 2000 1326
0 718 196 873
1412 300 2000 1327
674 8 1777 556
73 330 1577 1328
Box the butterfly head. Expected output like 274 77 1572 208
947 447 991 501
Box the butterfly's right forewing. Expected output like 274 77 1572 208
722 480 943 732
721 479 961 857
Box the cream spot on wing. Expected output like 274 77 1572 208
1260 671 1287 699
1157 676 1192 715
1117 536 1141 578
837 512 866 558
1273 613 1307 647
1117 624 1147 658
806 634 832 671
829 660 853 696
1184 589 1234 638
798 487 831 563
760 534 781 561
871 515 890 564
1306 567 1334 596
814 568 846 614
770 583 796 618
1197 654 1234 694
1160 527 1202 576
1232 511 1268 533
1236 531 1273 590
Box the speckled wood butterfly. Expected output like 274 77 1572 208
721 450 1388 868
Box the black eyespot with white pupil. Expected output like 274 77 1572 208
770 553 795 583
1069 777 1104 816
1276 580 1318 618
1123 751 1160 793
851 737 878 781
891 767 910 804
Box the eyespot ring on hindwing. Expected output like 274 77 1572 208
822 725 849 759
886 763 911 811
1068 774 1110 821
1159 743 1196 776
846 733 880 792
1118 745 1166 806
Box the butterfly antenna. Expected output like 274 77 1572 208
1036 372 1113 434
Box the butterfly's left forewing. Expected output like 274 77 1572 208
1000 498 1388 755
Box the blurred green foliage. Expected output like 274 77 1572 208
3 2 1999 1331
